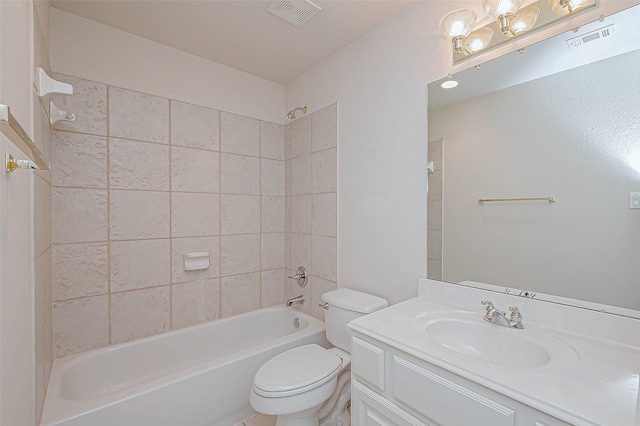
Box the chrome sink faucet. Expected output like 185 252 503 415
481 300 524 329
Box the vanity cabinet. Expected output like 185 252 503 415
351 333 572 426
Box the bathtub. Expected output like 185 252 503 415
41 306 327 426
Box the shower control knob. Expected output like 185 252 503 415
287 266 308 287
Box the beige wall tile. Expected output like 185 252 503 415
291 195 312 234
53 295 109 357
261 233 284 270
290 234 311 271
221 234 260 276
53 243 108 301
312 236 337 282
284 230 291 271
171 146 219 193
427 200 442 231
172 279 220 329
110 190 170 240
290 115 311 158
261 121 284 160
109 86 169 143
427 259 443 281
110 239 171 292
284 159 291 197
310 277 337 320
261 196 284 233
221 195 260 235
290 155 312 196
312 193 337 237
52 74 107 136
172 236 220 283
52 131 107 188
261 269 284 308
427 169 443 201
261 159 284 196
172 193 220 237
109 138 169 191
220 112 260 156
311 103 338 152
220 272 260 318
284 123 291 161
220 153 260 195
110 286 170 344
53 188 107 243
171 100 220 151
312 148 337 193
428 139 443 171
427 230 443 261
34 176 52 256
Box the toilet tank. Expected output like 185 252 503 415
321 289 388 352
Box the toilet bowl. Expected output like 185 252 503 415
250 289 388 426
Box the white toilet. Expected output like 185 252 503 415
250 288 388 426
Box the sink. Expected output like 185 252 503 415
420 311 579 369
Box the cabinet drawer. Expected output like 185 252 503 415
352 336 386 392
393 356 515 426
352 380 432 426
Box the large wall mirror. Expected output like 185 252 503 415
427 4 640 312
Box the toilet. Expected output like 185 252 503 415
250 288 388 426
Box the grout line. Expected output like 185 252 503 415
259 120 263 308
218 108 223 319
168 100 173 331
106 85 112 345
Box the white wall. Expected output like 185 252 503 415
430 50 640 310
284 0 639 305
50 8 285 124
0 1 36 424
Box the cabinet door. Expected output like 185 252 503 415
352 380 434 426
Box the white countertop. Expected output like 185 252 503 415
349 282 640 426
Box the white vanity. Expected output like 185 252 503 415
348 279 640 425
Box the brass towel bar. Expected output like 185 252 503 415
478 196 556 204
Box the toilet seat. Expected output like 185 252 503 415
253 344 342 398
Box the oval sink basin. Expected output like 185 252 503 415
421 312 578 369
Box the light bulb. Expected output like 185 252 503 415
482 0 522 34
509 5 540 36
466 28 494 54
549 0 595 16
439 9 477 54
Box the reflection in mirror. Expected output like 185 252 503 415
427 4 640 313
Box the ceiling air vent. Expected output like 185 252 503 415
267 0 321 27
566 24 616 49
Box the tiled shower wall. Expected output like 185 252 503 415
51 74 287 357
51 74 338 358
427 139 443 280
284 104 338 320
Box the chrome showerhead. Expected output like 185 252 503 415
287 105 308 120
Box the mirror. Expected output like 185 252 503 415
427 5 640 313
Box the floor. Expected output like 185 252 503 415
233 413 276 426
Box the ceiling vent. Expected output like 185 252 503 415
267 0 321 27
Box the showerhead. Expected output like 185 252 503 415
287 105 308 120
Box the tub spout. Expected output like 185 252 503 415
286 295 305 306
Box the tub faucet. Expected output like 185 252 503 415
286 295 305 307
481 300 524 329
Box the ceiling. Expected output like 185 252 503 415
51 0 416 85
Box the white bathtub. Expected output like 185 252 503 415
41 306 327 426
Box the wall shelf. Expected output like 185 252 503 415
0 104 50 170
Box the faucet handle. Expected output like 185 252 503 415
481 300 495 310
509 306 521 317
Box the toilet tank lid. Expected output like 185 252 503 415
322 288 388 313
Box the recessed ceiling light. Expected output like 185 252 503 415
441 80 459 89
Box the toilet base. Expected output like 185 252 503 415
275 405 322 426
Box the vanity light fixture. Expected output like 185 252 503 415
440 0 596 62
